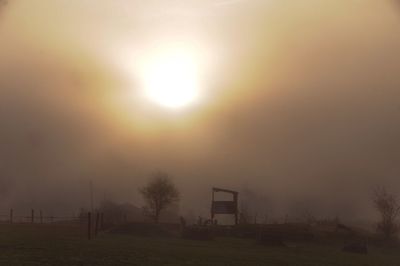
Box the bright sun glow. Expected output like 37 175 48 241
141 50 201 109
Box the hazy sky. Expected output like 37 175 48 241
1 0 400 221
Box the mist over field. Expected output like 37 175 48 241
1 0 400 224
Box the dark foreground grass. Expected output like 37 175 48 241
0 224 398 266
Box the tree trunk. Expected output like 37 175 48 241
154 209 160 223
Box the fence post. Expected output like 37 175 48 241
31 209 34 224
87 212 92 240
40 210 43 224
95 212 100 236
100 213 104 230
10 209 13 224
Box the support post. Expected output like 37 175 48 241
211 190 215 220
88 212 92 240
40 210 43 224
31 209 34 224
10 209 13 224
234 193 238 225
95 212 100 236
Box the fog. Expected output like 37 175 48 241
1 0 400 223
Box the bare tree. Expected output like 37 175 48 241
139 171 180 223
373 187 400 239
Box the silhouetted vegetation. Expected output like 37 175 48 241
139 171 180 223
342 241 368 254
182 225 214 241
110 222 177 237
373 187 400 240
98 200 145 225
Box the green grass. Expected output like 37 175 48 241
0 224 398 266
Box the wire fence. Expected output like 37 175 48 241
0 209 81 224
0 209 108 240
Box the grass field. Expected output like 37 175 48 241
0 224 399 266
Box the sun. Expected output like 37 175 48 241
140 50 201 109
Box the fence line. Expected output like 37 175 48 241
0 209 114 240
0 209 82 224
